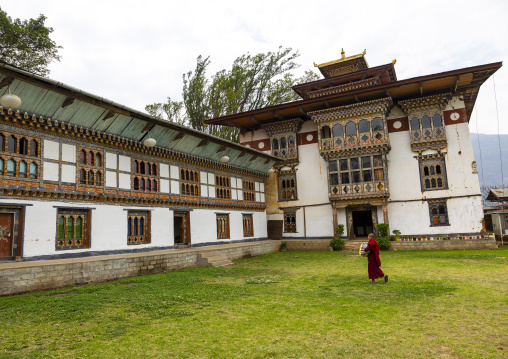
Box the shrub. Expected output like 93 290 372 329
280 241 287 250
330 237 345 251
376 223 390 237
335 224 345 237
377 236 391 250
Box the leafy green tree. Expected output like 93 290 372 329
0 7 62 76
145 97 186 126
150 47 320 142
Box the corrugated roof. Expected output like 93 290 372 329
487 188 508 201
0 62 279 173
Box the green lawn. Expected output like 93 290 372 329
0 246 507 358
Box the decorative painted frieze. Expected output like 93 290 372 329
308 77 381 98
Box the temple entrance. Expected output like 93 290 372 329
0 213 14 258
352 210 373 237
173 212 191 245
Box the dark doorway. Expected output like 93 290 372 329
352 210 373 237
0 213 14 258
173 212 190 245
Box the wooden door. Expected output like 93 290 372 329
0 213 14 258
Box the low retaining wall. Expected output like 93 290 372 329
285 239 331 251
389 238 497 250
0 241 280 296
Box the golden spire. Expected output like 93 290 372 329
341 48 345 59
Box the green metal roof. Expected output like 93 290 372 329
0 62 278 173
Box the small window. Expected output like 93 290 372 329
372 117 383 132
7 136 16 153
0 158 3 175
56 209 90 250
358 120 370 133
127 211 150 245
19 161 27 178
29 162 37 179
420 157 447 191
410 118 420 131
79 150 86 164
96 153 102 167
433 114 443 127
6 159 15 176
421 116 431 129
280 137 287 149
19 138 28 155
283 209 297 233
243 214 254 237
216 214 230 239
29 140 38 156
429 201 449 226
272 138 279 150
0 134 4 151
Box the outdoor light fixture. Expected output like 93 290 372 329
219 154 230 163
143 130 156 147
0 87 22 109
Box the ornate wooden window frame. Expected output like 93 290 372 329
127 210 151 245
215 174 231 199
0 130 40 181
180 168 200 197
283 208 297 233
428 200 450 226
329 153 386 198
242 213 254 237
262 118 303 164
77 147 104 187
242 180 255 201
132 159 158 193
216 213 230 239
418 156 448 191
56 208 91 250
278 170 297 201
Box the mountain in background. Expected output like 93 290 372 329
470 133 508 187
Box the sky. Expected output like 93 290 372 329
2 0 507 134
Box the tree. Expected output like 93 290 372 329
145 97 186 126
149 47 320 142
0 7 62 76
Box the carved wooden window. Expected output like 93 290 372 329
283 209 297 233
428 201 449 226
215 175 231 199
0 131 40 180
278 172 297 201
56 209 90 250
320 117 385 151
243 214 253 237
329 154 385 196
242 180 255 201
419 157 447 191
77 148 103 186
216 214 230 239
271 134 297 160
127 211 150 245
410 114 445 143
133 160 158 192
180 168 200 196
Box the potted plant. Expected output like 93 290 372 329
280 241 288 251
392 229 401 241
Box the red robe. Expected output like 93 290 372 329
365 239 384 279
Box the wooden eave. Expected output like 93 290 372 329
292 63 397 99
206 61 502 128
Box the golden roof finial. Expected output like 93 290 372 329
341 48 345 59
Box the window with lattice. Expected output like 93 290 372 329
127 211 151 244
133 159 158 192
278 172 297 201
243 214 253 237
0 132 40 180
428 201 449 226
242 180 255 201
56 209 90 250
216 214 230 239
78 148 103 186
283 209 297 233
419 157 447 191
180 168 200 196
215 175 231 199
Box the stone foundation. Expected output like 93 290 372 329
389 238 497 250
0 241 280 296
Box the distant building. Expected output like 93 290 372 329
0 62 277 261
206 50 502 240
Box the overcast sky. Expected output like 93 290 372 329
3 0 507 134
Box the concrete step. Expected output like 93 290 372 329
197 252 233 267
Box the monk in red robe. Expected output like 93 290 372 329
364 233 388 283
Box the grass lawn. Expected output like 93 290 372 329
0 246 507 359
